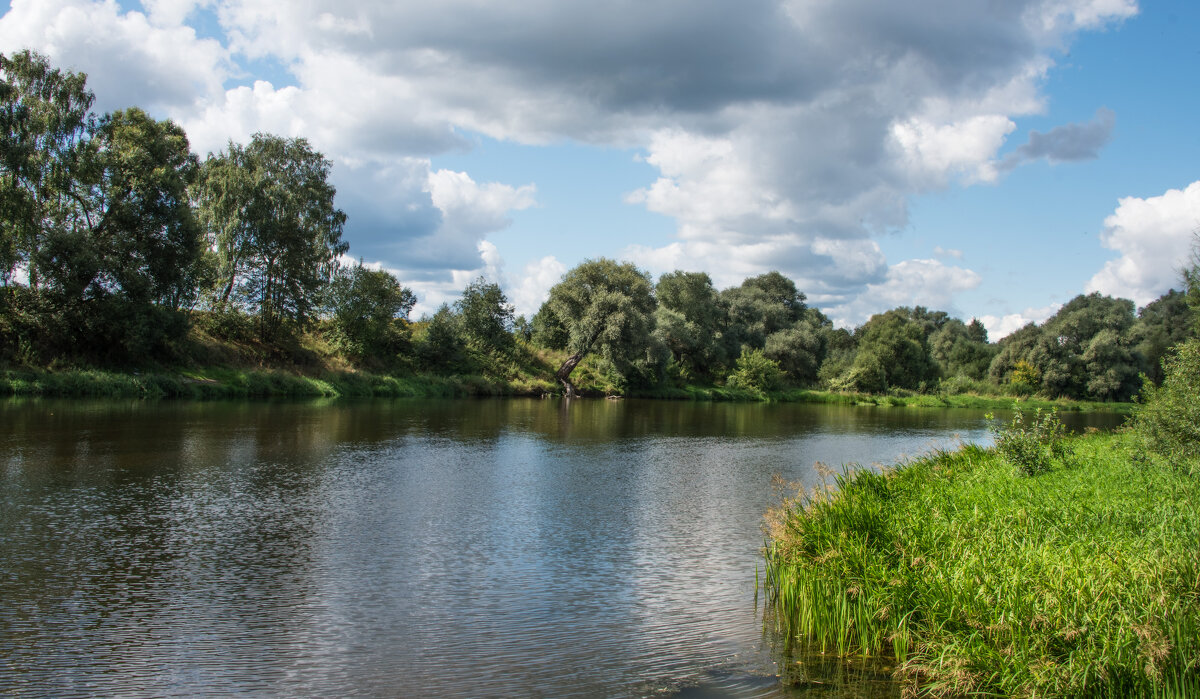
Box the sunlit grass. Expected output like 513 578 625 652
764 433 1200 697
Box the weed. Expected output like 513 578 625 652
988 406 1073 475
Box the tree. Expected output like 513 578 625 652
1132 339 1200 461
850 309 939 391
989 322 1042 385
930 318 995 380
53 107 203 357
1185 232 1200 331
1035 293 1139 400
763 325 825 384
195 133 348 340
0 50 95 289
416 304 466 371
988 294 1141 400
0 51 201 360
538 258 656 396
726 347 784 392
325 262 415 362
721 280 794 351
654 270 728 378
456 276 514 355
740 271 807 322
1131 289 1193 385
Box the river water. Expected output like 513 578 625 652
0 398 1124 697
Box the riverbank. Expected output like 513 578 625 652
632 384 1132 412
0 366 553 400
763 430 1199 697
0 365 1134 412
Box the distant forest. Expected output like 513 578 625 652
2 50 1197 401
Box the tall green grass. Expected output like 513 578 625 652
764 433 1200 697
0 367 551 400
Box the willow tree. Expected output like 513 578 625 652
537 258 656 396
195 133 347 340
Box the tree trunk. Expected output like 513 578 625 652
555 352 584 398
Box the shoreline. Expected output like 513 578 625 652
0 365 1133 412
763 430 1199 696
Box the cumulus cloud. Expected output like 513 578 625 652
978 303 1063 340
822 259 983 328
1086 180 1200 306
0 0 228 113
509 256 569 319
0 0 1139 322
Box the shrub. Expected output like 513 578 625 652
988 406 1073 476
1132 338 1200 461
726 347 784 392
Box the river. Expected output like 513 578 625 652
0 398 1124 697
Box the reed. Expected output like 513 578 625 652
764 433 1200 697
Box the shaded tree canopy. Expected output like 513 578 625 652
324 262 415 361
654 270 728 378
195 133 347 339
456 276 515 355
849 309 940 391
539 258 656 395
988 293 1141 401
0 50 95 290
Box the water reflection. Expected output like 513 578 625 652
0 398 1124 697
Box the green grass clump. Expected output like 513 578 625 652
764 433 1200 697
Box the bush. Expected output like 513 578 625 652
988 406 1073 476
720 348 787 393
1132 338 1200 461
726 347 784 392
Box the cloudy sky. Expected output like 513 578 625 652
3 0 1197 335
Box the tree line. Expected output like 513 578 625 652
2 50 1195 401
522 260 1195 401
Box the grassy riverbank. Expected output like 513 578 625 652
0 366 552 400
633 383 1131 412
0 363 1134 412
763 430 1200 697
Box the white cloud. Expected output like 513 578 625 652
509 256 568 319
979 303 1062 340
934 246 964 259
0 0 1140 323
1086 180 1200 306
892 114 1017 185
824 259 983 328
0 0 228 114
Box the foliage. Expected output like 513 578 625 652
455 276 514 355
416 304 466 371
1005 358 1041 396
194 133 348 340
1185 232 1200 329
539 258 656 384
654 270 729 378
0 50 95 289
1132 338 1200 462
1132 289 1194 385
323 262 415 362
720 280 794 351
848 309 939 391
988 406 1073 476
763 325 825 384
726 347 784 393
0 52 202 361
929 318 995 380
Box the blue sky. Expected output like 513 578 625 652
2 0 1197 335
